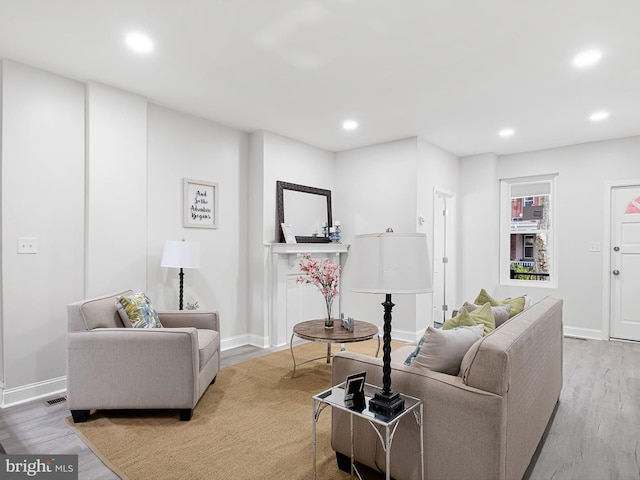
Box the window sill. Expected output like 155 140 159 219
499 279 558 289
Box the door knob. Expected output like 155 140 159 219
612 270 620 275
613 246 620 252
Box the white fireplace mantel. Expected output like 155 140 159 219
270 242 350 266
268 242 350 346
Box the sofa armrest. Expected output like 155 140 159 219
67 328 200 410
157 310 219 332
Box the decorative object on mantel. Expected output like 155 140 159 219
297 253 341 329
334 221 342 243
276 181 332 243
351 229 433 418
281 223 296 244
184 178 218 229
161 239 200 310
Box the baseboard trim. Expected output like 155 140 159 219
221 334 250 351
248 334 270 349
563 326 607 340
221 334 270 351
1 376 67 408
391 328 420 344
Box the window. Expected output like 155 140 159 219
523 235 535 259
500 175 556 285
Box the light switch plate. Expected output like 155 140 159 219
18 237 38 254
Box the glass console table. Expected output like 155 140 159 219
312 382 424 480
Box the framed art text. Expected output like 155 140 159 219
184 178 218 229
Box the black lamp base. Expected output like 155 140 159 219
368 390 405 418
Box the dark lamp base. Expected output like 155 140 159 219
368 390 405 418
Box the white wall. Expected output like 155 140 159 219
497 136 640 338
333 137 460 341
417 138 459 331
0 60 4 387
4 56 638 407
457 153 500 304
262 131 337 242
0 61 85 405
248 131 336 346
0 62 251 405
247 131 267 346
146 104 249 347
335 138 419 340
458 137 640 339
85 82 148 297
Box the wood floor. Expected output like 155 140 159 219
0 338 639 480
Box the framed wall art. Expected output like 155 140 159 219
183 178 218 229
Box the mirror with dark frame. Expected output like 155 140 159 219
276 181 333 243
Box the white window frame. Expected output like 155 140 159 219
499 174 558 287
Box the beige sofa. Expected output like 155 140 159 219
331 296 563 480
66 290 220 422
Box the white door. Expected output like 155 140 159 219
610 185 640 341
433 191 455 325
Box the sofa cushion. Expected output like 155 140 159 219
462 302 512 327
197 329 220 371
409 325 483 375
118 292 163 328
474 288 525 318
444 302 496 335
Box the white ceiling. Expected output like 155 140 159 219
1 0 639 156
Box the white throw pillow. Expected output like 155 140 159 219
412 324 484 375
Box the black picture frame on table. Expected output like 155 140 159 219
344 371 366 411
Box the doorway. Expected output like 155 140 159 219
433 190 456 326
610 184 640 342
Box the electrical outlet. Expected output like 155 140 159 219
17 237 38 254
588 242 601 252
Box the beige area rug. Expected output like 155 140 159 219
67 340 395 480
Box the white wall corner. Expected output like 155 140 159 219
220 333 271 351
221 334 251 351
248 334 271 349
392 328 421 344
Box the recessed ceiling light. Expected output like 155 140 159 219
573 49 602 68
589 111 609 121
125 32 153 54
498 128 515 138
342 120 358 131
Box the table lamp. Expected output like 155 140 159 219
161 239 200 310
351 230 432 417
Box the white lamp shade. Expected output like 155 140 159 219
161 240 200 269
351 232 433 294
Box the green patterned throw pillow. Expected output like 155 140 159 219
443 302 496 335
461 302 512 327
118 292 163 328
474 288 525 318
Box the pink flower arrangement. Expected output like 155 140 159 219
297 253 340 326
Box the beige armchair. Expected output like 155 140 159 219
66 290 220 422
